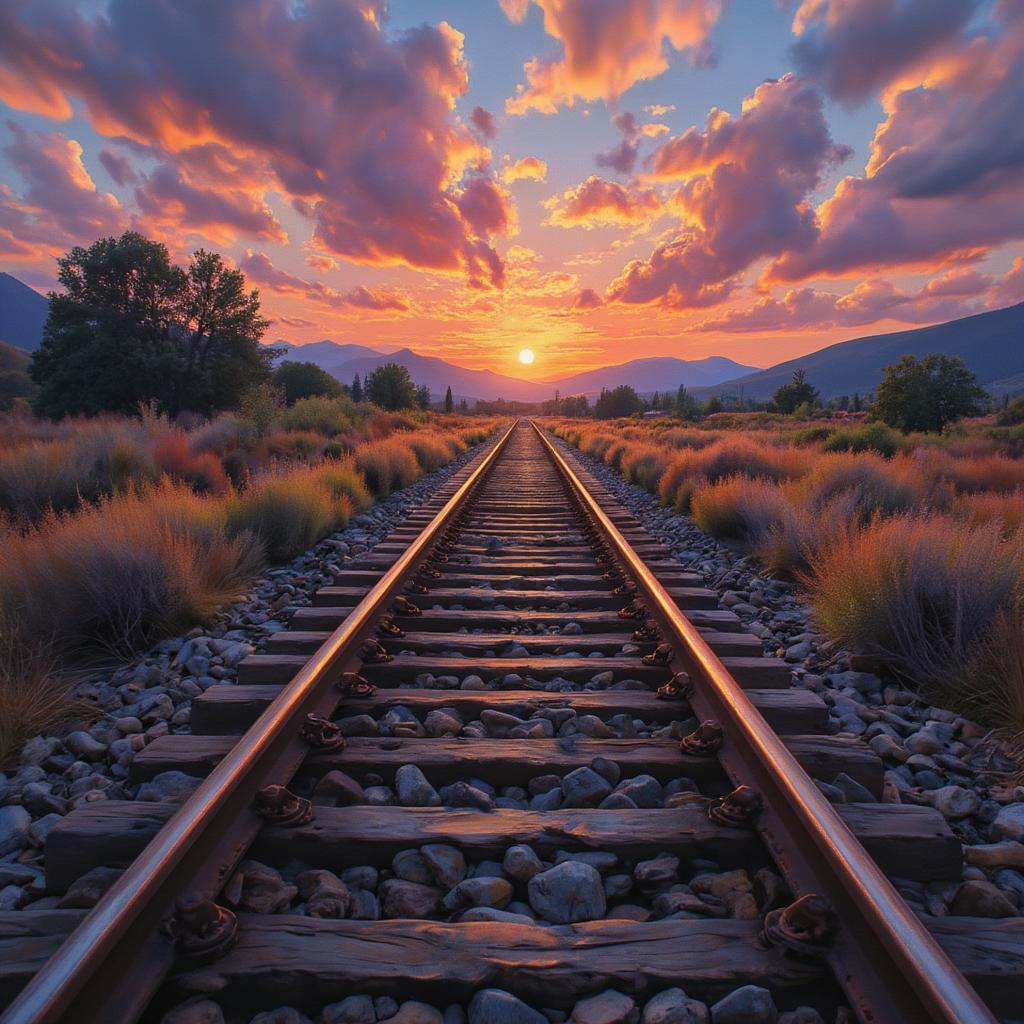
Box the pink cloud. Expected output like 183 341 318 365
0 1 510 287
606 75 849 307
470 106 497 138
545 176 664 228
502 156 548 183
504 0 723 115
790 0 981 103
696 278 984 333
0 123 125 259
770 6 1024 282
574 287 604 309
240 250 409 314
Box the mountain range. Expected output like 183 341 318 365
690 302 1024 401
272 340 756 403
3 269 1023 404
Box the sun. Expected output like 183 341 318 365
518 348 535 365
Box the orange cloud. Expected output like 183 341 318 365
502 156 549 183
545 176 664 228
504 0 723 115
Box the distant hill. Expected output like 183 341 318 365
692 303 1024 401
268 339 384 370
0 273 48 351
548 355 757 397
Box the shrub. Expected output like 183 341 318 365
806 515 1023 689
0 483 260 663
226 470 348 562
278 395 357 436
258 430 324 461
355 437 421 497
823 422 901 457
620 444 670 492
795 452 927 521
953 490 1024 536
690 475 790 543
405 431 465 471
317 458 373 513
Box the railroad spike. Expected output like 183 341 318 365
406 581 429 595
378 616 404 638
419 567 443 579
613 582 637 598
679 720 724 756
360 638 393 664
337 671 377 698
758 895 839 960
642 642 674 666
300 713 345 751
633 620 662 643
167 894 238 962
429 552 449 564
253 784 314 827
618 599 647 620
707 785 763 828
393 595 421 616
656 672 692 701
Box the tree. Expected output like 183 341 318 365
594 384 642 419
177 249 271 414
873 353 986 433
31 232 185 417
351 373 363 403
704 395 723 415
366 362 418 410
239 381 282 437
273 361 342 404
30 232 272 418
444 385 454 413
772 369 819 415
416 383 432 410
674 384 697 420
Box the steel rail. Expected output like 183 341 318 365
532 420 996 1024
1 420 519 1024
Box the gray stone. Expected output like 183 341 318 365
440 781 494 810
137 771 203 802
380 879 442 918
570 990 638 1024
459 907 535 924
443 877 513 911
993 803 1024 842
396 764 441 807
58 866 123 909
422 844 467 889
634 855 679 888
468 990 548 1024
383 1002 444 1024
528 861 606 924
950 880 1017 918
313 771 365 806
641 988 708 1024
0 805 31 856
248 1010 311 1024
931 785 980 819
600 792 639 810
63 730 107 761
613 775 662 808
831 773 875 803
321 995 375 1024
160 998 226 1024
590 757 621 786
709 986 777 1024
561 766 613 808
503 844 544 882
393 850 435 885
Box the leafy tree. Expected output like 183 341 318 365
30 232 272 418
0 341 36 411
704 395 724 415
873 353 986 433
273 361 342 404
416 383 432 410
178 249 271 413
674 384 698 419
366 362 418 410
444 385 454 413
351 373 363 403
239 381 282 437
32 233 185 417
852 392 862 412
772 369 819 415
594 384 642 419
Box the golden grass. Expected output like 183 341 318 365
355 436 422 497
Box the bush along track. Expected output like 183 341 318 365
556 432 1024 919
0 441 487 911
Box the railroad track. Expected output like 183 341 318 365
0 420 1017 1024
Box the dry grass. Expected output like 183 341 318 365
355 436 422 497
806 515 1023 690
406 431 467 471
954 490 1024 535
317 457 373 513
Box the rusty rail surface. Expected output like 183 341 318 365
0 423 518 1024
532 420 996 1024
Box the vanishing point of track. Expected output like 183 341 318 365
0 421 1009 1023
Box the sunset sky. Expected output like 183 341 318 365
1 0 1022 380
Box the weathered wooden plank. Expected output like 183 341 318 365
169 917 818 1012
191 685 826 736
288 606 743 633
131 734 882 795
46 803 956 893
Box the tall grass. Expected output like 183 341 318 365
356 437 421 497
